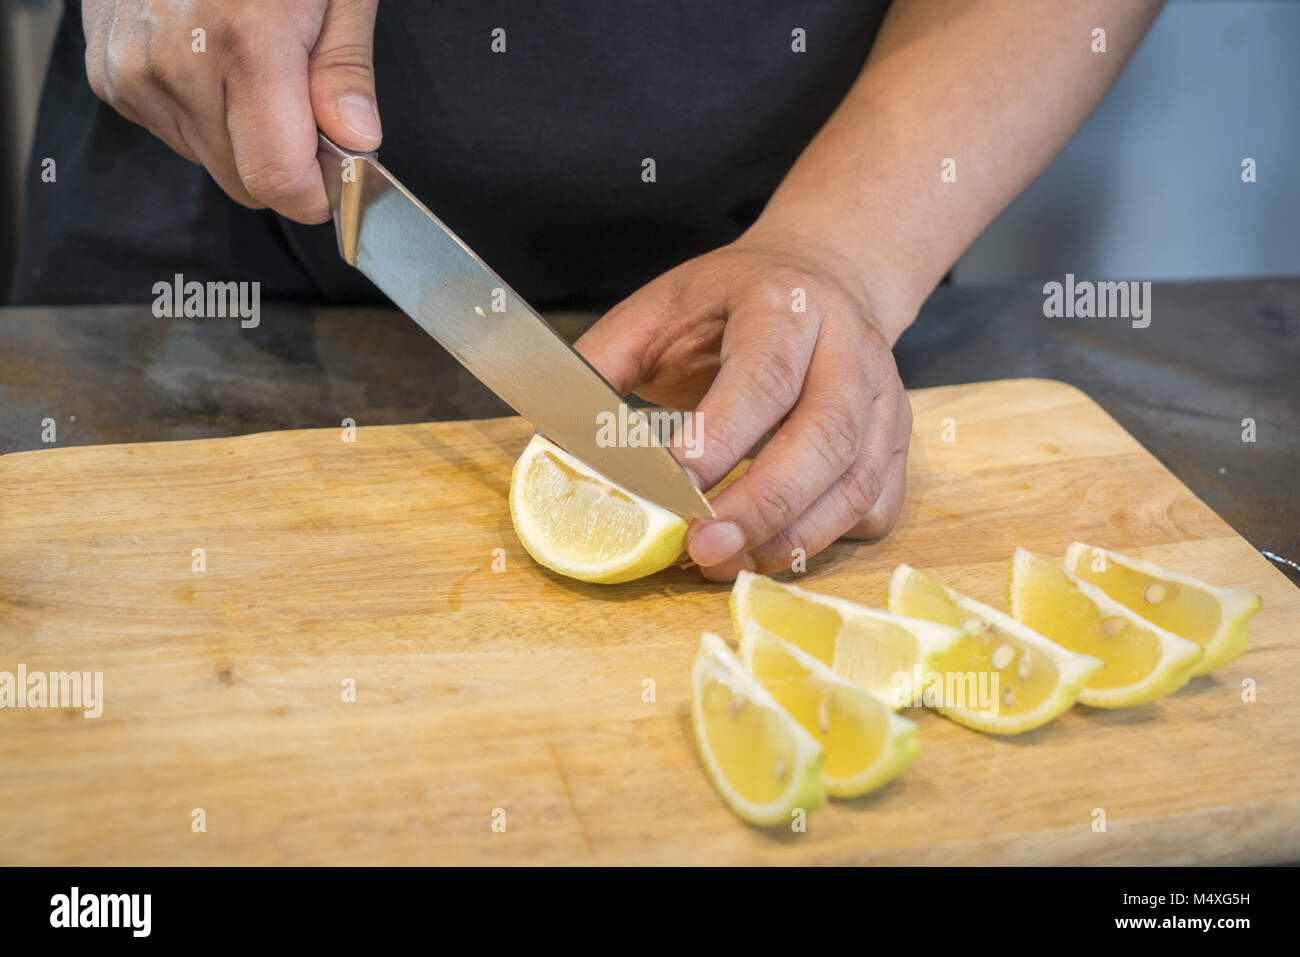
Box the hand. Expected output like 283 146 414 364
82 0 381 223
575 228 913 581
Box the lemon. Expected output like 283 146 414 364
885 564 1103 734
509 433 688 583
1064 542 1261 675
691 632 827 826
730 570 962 708
738 621 920 798
1009 549 1203 707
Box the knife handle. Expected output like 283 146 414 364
317 131 374 266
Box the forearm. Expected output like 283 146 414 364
749 0 1165 343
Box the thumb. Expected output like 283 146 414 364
309 0 382 151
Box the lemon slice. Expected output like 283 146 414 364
885 564 1103 734
691 632 827 826
730 570 962 708
1009 549 1203 707
738 620 920 798
1064 542 1261 675
509 433 688 583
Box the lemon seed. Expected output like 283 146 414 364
1144 583 1167 604
1002 685 1016 707
1018 654 1033 679
817 694 832 735
728 695 744 719
991 643 1014 670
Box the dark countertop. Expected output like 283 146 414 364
2 278 1297 582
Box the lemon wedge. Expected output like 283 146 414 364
730 570 962 708
739 620 920 798
885 564 1102 734
1009 549 1203 707
509 433 688 583
1064 542 1261 675
691 632 827 826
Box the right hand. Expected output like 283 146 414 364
82 0 382 223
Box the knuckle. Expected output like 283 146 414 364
748 474 804 534
310 41 375 79
853 506 898 542
838 457 886 518
765 265 819 308
238 156 312 207
85 51 108 101
896 391 914 438
743 345 802 412
102 40 150 98
213 15 262 76
806 401 862 473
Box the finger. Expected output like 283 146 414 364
701 393 909 580
572 292 665 395
689 323 877 567
845 395 912 541
739 441 909 579
87 17 202 164
224 37 331 223
685 295 819 494
309 0 383 151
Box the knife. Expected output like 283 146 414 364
316 132 713 520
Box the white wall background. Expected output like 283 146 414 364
954 0 1300 284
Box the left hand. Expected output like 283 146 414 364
574 227 913 581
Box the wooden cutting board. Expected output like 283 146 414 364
1 378 1295 865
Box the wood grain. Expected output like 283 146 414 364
0 378 1295 865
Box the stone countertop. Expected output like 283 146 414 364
2 278 1296 582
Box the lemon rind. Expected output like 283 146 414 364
1009 548 1204 708
509 434 688 583
691 632 827 826
1064 542 1261 675
886 564 1103 735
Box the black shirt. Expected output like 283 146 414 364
11 1 889 311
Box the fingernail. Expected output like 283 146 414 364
690 521 746 566
683 466 703 489
337 94 382 144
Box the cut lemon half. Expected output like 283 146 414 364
885 564 1103 734
691 632 827 826
1009 549 1203 707
1064 542 1261 675
739 621 920 798
509 433 688 583
730 570 962 708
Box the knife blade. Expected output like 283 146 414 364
316 132 713 520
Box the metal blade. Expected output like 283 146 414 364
317 133 713 519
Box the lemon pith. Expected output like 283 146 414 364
885 564 1103 734
1009 548 1203 707
691 632 827 826
509 433 688 583
1063 542 1261 675
739 620 919 797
